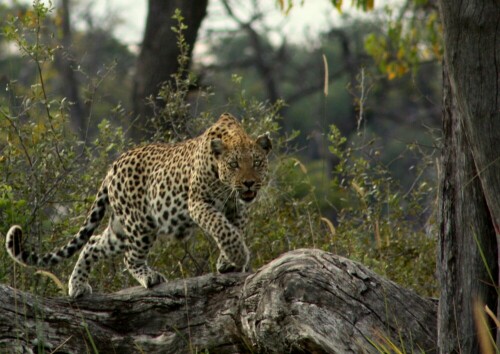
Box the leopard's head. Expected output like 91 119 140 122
211 133 272 203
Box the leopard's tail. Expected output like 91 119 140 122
6 180 110 268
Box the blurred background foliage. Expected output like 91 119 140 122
0 0 440 297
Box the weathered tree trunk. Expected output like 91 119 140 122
438 66 497 353
437 0 500 352
0 249 436 353
131 0 208 140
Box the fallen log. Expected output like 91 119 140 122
0 249 437 353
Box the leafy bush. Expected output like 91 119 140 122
0 2 129 295
327 125 437 296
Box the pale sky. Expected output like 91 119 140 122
4 0 390 54
84 0 383 60
100 0 343 46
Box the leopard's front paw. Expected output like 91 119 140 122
144 271 167 288
217 254 243 273
69 281 92 298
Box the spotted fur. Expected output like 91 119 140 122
6 114 271 297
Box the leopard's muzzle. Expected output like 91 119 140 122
239 180 259 203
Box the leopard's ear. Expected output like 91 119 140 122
211 138 226 157
256 133 272 154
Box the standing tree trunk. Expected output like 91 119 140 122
0 249 437 353
437 0 500 352
55 0 87 141
131 0 208 140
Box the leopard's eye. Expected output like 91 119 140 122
253 159 262 167
229 161 239 169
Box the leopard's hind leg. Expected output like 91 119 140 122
69 216 127 298
122 219 166 289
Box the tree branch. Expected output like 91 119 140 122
221 0 281 104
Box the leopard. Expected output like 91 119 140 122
5 113 272 298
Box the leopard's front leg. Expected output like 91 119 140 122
189 199 249 273
219 199 251 273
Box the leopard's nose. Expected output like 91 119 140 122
243 180 255 188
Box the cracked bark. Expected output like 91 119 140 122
0 249 437 353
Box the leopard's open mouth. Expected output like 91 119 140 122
240 190 257 202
